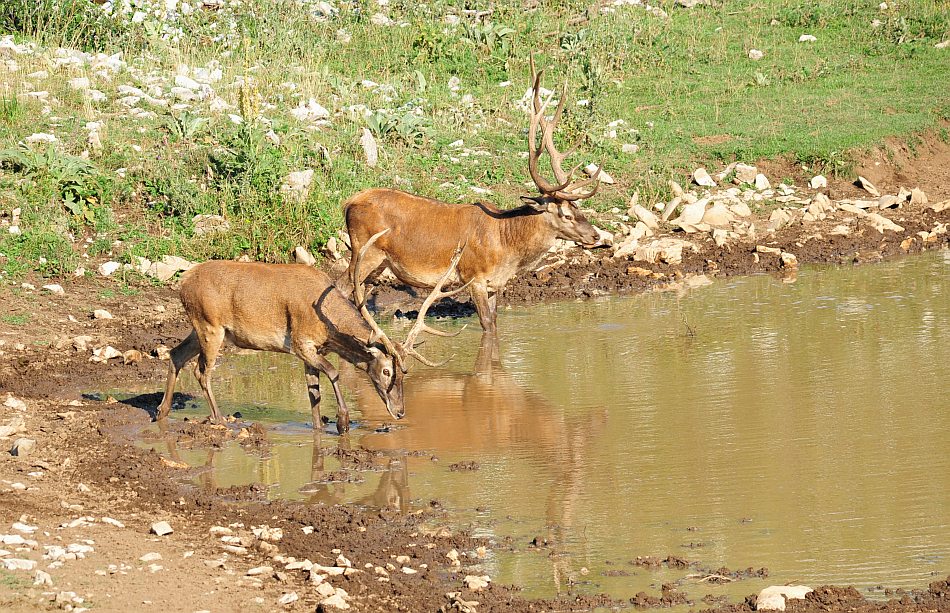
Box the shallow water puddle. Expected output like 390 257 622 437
124 251 950 605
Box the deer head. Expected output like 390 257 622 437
525 56 603 247
352 230 469 418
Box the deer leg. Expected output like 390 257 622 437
299 350 351 434
194 326 226 423
341 245 387 300
156 330 201 420
471 282 497 334
304 364 323 428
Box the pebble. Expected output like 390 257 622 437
9 438 36 457
93 309 113 320
42 284 65 295
138 552 162 562
3 395 27 411
277 591 299 606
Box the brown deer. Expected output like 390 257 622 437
156 231 468 433
339 57 607 335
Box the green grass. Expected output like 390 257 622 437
0 0 947 283
1 313 29 325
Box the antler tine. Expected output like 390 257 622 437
400 242 471 367
352 229 404 366
556 161 603 201
528 60 576 197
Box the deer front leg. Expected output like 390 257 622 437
471 282 497 335
299 350 351 434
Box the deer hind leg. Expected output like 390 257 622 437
157 329 201 420
304 363 323 429
194 325 226 423
297 346 351 434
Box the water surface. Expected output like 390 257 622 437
134 251 950 604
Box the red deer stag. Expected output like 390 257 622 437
156 231 467 433
340 57 607 335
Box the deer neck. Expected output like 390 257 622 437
500 208 558 267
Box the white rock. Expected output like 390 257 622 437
621 143 639 154
9 438 36 457
319 593 350 610
0 416 26 437
174 75 201 91
673 198 708 226
734 163 758 183
290 99 330 123
278 592 299 606
629 204 660 229
2 558 36 571
936 40 950 49
12 523 37 534
280 169 315 202
101 517 125 528
910 187 928 206
798 34 817 43
247 565 273 576
692 167 716 187
25 132 56 144
68 77 90 90
33 569 53 586
4 395 27 411
42 284 65 295
139 552 162 562
97 261 121 277
748 49 764 60
633 238 699 265
866 213 904 233
757 585 813 611
89 346 122 363
583 163 614 185
151 521 173 536
192 214 230 236
360 128 378 167
754 173 772 190
464 575 490 590
809 175 827 189
857 175 881 197
702 202 735 227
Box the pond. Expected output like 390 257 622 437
126 250 950 604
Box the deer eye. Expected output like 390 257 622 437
383 369 391 377
564 214 574 221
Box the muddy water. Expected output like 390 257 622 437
136 252 950 604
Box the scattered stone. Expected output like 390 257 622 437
878 195 900 209
780 252 798 268
910 187 928 206
748 49 764 60
278 591 299 606
252 525 282 542
0 416 26 437
12 522 36 534
335 554 352 568
798 34 817 43
150 521 173 536
42 284 65 295
757 585 813 611
629 204 660 229
809 175 827 189
633 238 699 265
673 198 708 226
2 558 37 571
93 309 113 320
621 143 639 154
701 202 734 227
692 168 716 187
661 196 682 222
319 591 351 610
101 517 125 528
856 175 881 197
192 214 230 236
730 202 753 217
734 163 758 184
360 128 378 167
754 173 771 190
138 552 162 562
464 575 491 591
866 213 904 233
9 438 36 457
97 261 121 277
33 569 53 586
929 199 950 213
401 566 418 574
280 169 314 203
247 565 273 576
89 346 123 363
755 245 782 256
584 163 614 185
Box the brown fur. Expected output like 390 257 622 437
156 261 404 433
340 188 602 333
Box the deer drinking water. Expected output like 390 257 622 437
156 231 468 433
339 57 607 335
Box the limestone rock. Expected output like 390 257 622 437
150 521 174 536
42 284 65 295
692 168 716 187
629 204 660 229
748 49 764 60
754 173 771 190
89 346 122 363
798 34 817 43
809 175 827 189
866 213 904 233
734 163 758 184
98 261 120 277
757 585 813 611
633 238 699 265
780 252 798 268
730 202 753 217
0 416 26 438
584 163 614 185
9 437 35 457
294 245 316 266
929 199 950 213
93 309 113 320
856 175 881 197
464 575 491 591
878 195 900 209
910 188 928 206
672 198 708 226
280 169 315 203
701 202 735 227
359 128 378 167
192 214 230 236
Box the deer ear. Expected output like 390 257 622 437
520 195 547 211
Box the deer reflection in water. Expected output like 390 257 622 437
342 334 609 595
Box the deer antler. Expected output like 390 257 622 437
352 229 405 368
527 55 602 202
400 242 471 368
